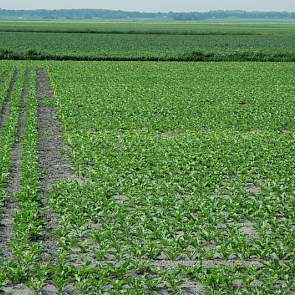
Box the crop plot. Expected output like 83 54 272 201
0 61 294 294
46 61 294 293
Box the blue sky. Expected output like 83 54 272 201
2 0 295 11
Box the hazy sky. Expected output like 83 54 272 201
1 0 295 12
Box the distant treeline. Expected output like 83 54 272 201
0 9 294 20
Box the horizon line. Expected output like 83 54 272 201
1 8 295 13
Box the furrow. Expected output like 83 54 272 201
70 257 283 269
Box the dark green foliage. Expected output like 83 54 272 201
0 49 295 62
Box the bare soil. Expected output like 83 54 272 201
239 220 260 239
36 69 76 192
36 69 77 264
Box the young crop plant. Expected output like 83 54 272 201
0 65 14 122
0 64 24 281
0 66 23 196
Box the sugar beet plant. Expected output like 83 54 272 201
0 65 23 211
44 61 295 293
0 64 24 285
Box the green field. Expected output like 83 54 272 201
1 21 295 61
1 20 295 34
0 61 294 293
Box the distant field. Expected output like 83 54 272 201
1 20 295 34
0 61 294 293
0 21 295 61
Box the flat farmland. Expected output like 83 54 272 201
0 61 294 293
1 20 295 34
1 32 295 60
1 21 295 61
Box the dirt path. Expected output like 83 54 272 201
0 68 28 261
36 69 76 192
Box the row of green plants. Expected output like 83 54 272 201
0 66 22 217
1 49 295 62
0 66 13 121
0 29 264 36
3 69 45 291
0 66 46 293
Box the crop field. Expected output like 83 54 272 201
0 60 294 294
1 20 295 34
0 21 295 61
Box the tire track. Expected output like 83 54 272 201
37 69 76 192
36 69 76 263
